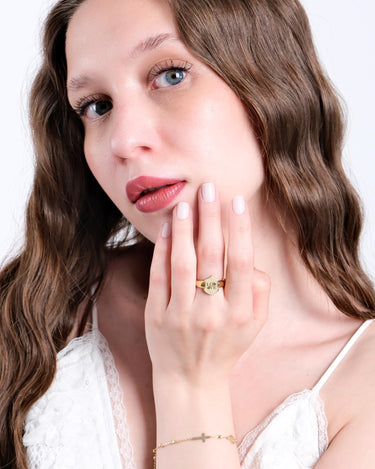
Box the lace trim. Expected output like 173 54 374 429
94 329 137 469
63 332 329 468
57 330 95 359
314 389 329 453
238 389 329 462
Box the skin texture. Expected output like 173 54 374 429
66 0 265 243
65 1 375 468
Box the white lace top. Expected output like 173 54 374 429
23 313 373 469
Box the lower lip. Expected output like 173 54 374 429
135 181 186 213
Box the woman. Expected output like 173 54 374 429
1 0 374 467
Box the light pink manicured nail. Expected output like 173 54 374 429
177 202 189 220
233 195 245 215
202 182 215 202
161 222 171 238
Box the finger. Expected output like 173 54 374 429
196 183 225 290
252 268 271 326
225 195 254 309
170 202 196 306
146 222 172 317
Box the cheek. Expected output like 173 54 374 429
83 133 97 171
177 87 264 193
83 136 115 195
84 133 105 177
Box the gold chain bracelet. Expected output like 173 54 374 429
153 433 237 469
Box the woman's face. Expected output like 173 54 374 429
66 0 265 242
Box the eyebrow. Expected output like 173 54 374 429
67 33 178 93
130 32 176 59
67 75 92 93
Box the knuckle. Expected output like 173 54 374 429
198 244 222 265
150 314 164 328
195 314 222 333
230 253 252 273
145 305 164 327
172 260 195 278
149 269 165 286
169 314 189 333
232 310 252 326
253 270 271 293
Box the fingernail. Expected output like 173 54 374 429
233 195 245 215
202 182 215 202
161 222 171 238
177 202 189 220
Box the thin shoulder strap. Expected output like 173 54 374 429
92 302 99 331
313 319 374 393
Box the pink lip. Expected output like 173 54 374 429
126 176 186 213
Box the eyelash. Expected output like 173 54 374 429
74 94 108 118
148 59 192 81
73 59 193 118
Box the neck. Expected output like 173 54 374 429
250 198 344 341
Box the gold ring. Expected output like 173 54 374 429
196 275 225 295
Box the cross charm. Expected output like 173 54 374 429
192 433 208 442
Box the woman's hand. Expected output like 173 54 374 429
145 182 270 387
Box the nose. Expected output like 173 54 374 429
109 95 160 160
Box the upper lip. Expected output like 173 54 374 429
126 176 185 203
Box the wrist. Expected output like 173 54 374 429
152 368 231 394
152 377 235 443
153 373 232 409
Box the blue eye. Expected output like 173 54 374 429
84 100 112 119
154 69 186 88
75 98 112 119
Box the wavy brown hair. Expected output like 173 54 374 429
1 0 374 466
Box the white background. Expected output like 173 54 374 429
0 0 374 280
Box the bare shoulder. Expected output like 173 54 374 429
322 318 375 439
337 318 375 398
315 318 375 468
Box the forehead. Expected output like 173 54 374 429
66 0 177 71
